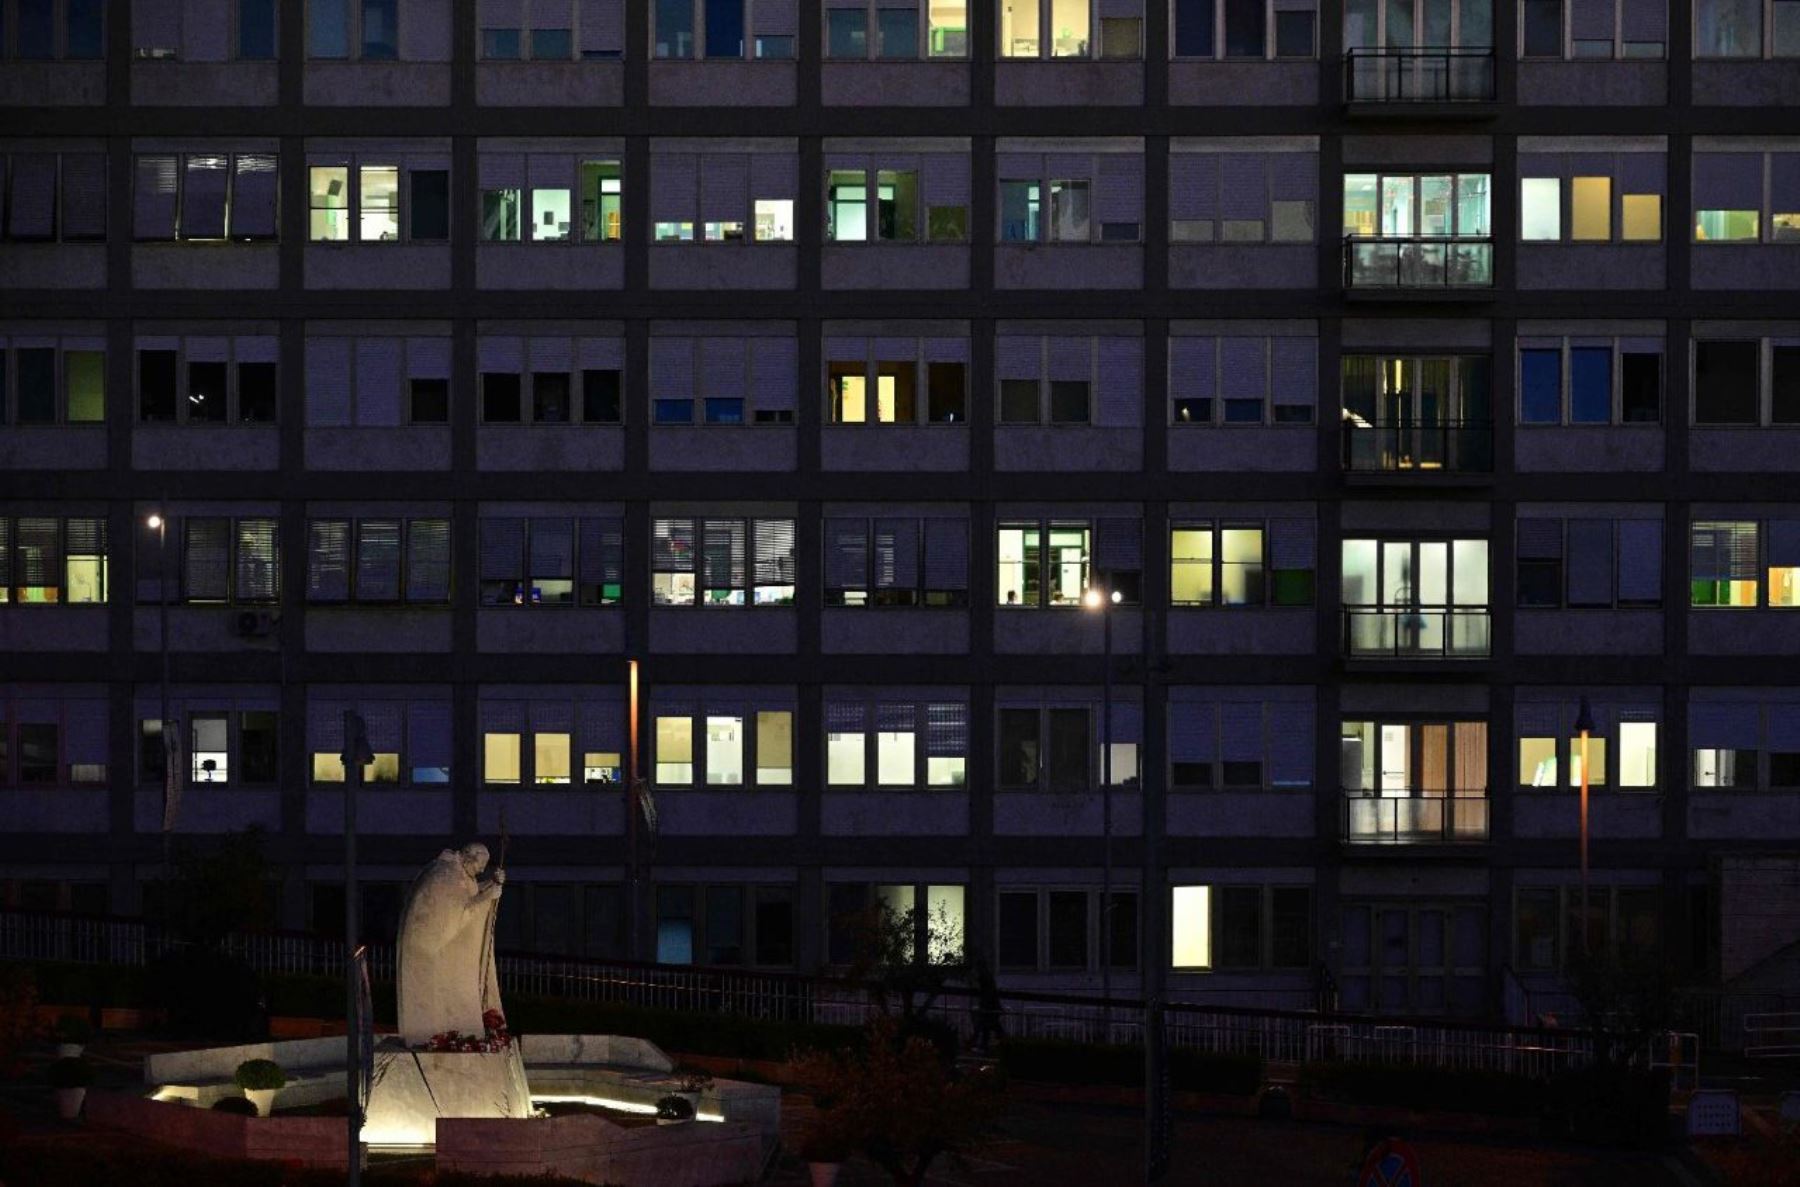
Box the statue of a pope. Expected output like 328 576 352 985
395 843 506 1046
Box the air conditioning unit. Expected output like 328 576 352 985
235 610 278 638
135 47 179 60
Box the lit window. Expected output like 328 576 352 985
1570 176 1611 241
1220 527 1264 606
1690 520 1760 606
534 732 571 784
310 167 350 241
531 188 572 241
191 715 229 784
484 732 521 783
1621 194 1661 240
582 161 623 242
827 171 868 241
756 711 793 784
583 750 623 784
655 715 693 783
877 705 916 786
1171 527 1215 605
1568 735 1608 786
827 706 865 785
1520 178 1560 241
754 198 793 242
482 188 522 241
1695 210 1759 241
359 166 400 241
706 715 743 785
1619 721 1656 787
1171 885 1212 968
1519 737 1558 786
1000 180 1040 242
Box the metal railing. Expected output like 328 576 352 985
1342 420 1493 473
1342 790 1491 844
1343 606 1491 658
1343 235 1494 289
1344 47 1497 102
1 909 1615 1078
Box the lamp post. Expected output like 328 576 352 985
1574 696 1595 956
1084 584 1122 1037
147 512 176 905
341 711 373 1187
627 658 641 960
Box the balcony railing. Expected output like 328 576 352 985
1344 47 1497 103
1343 420 1493 473
1343 606 1491 658
1343 790 1491 843
1344 235 1494 290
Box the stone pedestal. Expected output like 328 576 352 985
362 1045 533 1148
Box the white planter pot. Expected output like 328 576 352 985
55 1087 86 1120
809 1162 844 1187
245 1088 279 1116
56 1043 84 1058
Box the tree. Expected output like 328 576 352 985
795 1016 1003 1187
165 827 275 946
841 897 968 1038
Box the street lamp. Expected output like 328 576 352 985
1573 696 1596 955
1084 584 1122 1037
147 512 176 907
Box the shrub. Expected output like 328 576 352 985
48 1057 94 1089
234 1059 287 1091
1543 1064 1671 1147
53 1014 95 1044
212 1096 258 1116
1299 1061 1545 1118
0 966 40 1076
996 1038 1265 1097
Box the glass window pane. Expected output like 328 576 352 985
757 711 793 784
1521 178 1561 241
705 715 743 785
827 9 867 56
534 733 571 784
1172 885 1211 968
484 732 521 783
1570 177 1611 241
655 715 693 783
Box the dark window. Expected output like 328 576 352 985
139 719 165 784
655 0 694 57
1772 347 1800 425
583 369 622 423
1515 888 1559 971
360 0 398 59
17 0 54 58
410 170 450 241
704 0 744 57
705 885 744 964
1274 10 1314 56
583 885 623 959
1106 891 1139 968
1221 760 1262 787
187 361 229 423
483 27 522 58
140 350 179 422
482 372 522 422
238 0 277 58
533 372 571 423
409 378 449 423
1047 891 1088 968
998 892 1038 967
1517 558 1563 607
827 882 869 965
239 711 278 783
826 8 866 56
998 709 1040 787
1047 707 1090 791
754 887 794 965
1218 886 1262 968
999 379 1038 423
18 723 57 783
1224 0 1265 56
1522 0 1563 56
15 348 55 424
239 362 277 423
66 0 104 58
1172 758 1213 787
1620 352 1661 423
1693 341 1759 425
1175 0 1216 56
1770 753 1800 787
927 362 966 422
1048 380 1090 424
1270 888 1311 968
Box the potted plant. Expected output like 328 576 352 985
655 1093 696 1125
48 1056 93 1121
52 1014 94 1058
51 1015 94 1059
233 1058 287 1117
802 1107 853 1187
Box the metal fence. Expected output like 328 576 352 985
0 909 1615 1078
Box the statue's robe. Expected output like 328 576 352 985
396 850 503 1045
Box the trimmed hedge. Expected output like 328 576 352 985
999 1038 1266 1097
1299 1061 1545 1118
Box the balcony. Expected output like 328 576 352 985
1343 236 1493 290
1344 48 1497 104
1342 790 1490 844
1343 607 1491 659
1342 419 1493 474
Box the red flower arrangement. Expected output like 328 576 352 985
425 1009 512 1053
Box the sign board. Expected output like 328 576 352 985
1686 1089 1741 1137
1357 1138 1421 1187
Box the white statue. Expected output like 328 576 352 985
396 842 507 1046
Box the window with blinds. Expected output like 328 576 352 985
1515 516 1663 609
475 0 625 60
652 0 799 60
1690 520 1760 607
650 148 796 243
1170 150 1318 244
1170 520 1314 607
478 516 622 607
0 337 105 426
0 152 106 243
132 152 279 243
652 517 795 607
649 336 797 426
823 1 971 59
825 335 970 425
135 336 279 426
305 517 451 604
0 516 107 605
824 516 970 607
997 149 1143 242
821 696 968 788
1170 335 1318 425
